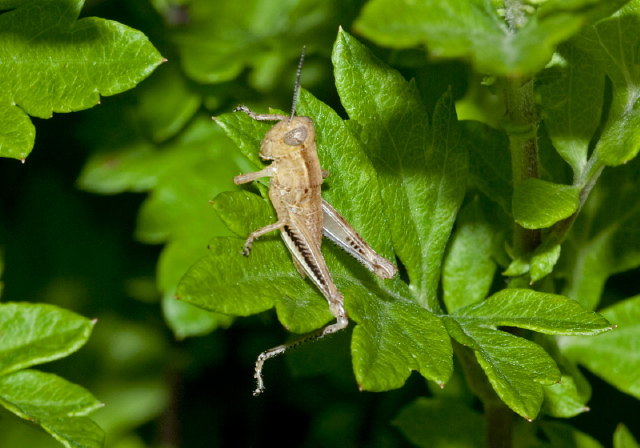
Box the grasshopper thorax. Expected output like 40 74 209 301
259 116 316 160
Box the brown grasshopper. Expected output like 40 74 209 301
233 47 397 395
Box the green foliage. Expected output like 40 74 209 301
560 295 640 399
354 0 630 76
512 179 580 229
2 0 640 447
0 303 103 447
0 0 163 160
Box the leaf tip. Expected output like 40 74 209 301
212 116 217 121
91 318 98 325
174 294 182 301
358 383 364 392
583 406 590 412
611 324 618 329
21 158 26 164
162 58 169 63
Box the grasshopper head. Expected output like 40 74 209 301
259 116 316 159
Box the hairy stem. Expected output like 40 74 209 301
503 76 541 255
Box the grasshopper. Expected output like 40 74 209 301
233 47 397 395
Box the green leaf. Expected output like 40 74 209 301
0 0 164 160
442 197 498 313
513 179 580 229
465 121 513 215
454 289 612 335
79 116 243 338
41 416 105 448
354 0 629 76
349 288 453 391
614 424 640 448
212 191 277 239
559 295 640 398
392 397 484 448
538 42 605 177
444 316 559 420
530 238 562 283
543 371 590 417
334 29 467 311
177 237 333 334
172 0 349 86
575 0 640 166
135 63 201 143
538 335 592 418
444 289 610 419
159 239 234 339
0 370 102 418
0 303 94 375
560 159 640 310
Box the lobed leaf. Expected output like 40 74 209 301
444 316 560 420
349 288 453 391
354 0 629 77
0 0 164 159
0 302 94 375
334 29 467 312
177 237 333 334
575 0 640 166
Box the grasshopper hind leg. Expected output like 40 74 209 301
253 305 348 396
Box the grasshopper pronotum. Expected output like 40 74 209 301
233 47 397 395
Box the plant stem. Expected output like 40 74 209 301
503 76 541 255
454 342 515 447
486 402 515 448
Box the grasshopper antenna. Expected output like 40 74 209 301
290 46 306 121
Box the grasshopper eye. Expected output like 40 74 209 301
283 126 308 146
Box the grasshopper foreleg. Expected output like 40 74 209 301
234 105 288 122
